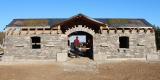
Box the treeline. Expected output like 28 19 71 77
154 26 160 50
0 32 4 44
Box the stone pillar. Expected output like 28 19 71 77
11 28 16 35
35 28 37 34
146 54 159 61
27 28 29 34
94 53 107 61
56 53 68 62
42 28 45 34
100 26 103 34
58 25 62 34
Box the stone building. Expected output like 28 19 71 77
2 14 159 62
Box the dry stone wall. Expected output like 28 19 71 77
3 33 68 61
93 29 157 61
2 26 159 62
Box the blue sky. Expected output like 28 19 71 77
0 0 160 31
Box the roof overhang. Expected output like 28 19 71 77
51 13 106 27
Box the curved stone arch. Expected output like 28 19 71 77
65 25 95 36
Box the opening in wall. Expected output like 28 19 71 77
31 36 41 49
119 36 129 48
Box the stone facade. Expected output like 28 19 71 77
94 29 157 61
2 14 159 62
2 26 158 62
3 32 68 61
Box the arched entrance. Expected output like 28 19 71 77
68 31 93 59
50 14 105 60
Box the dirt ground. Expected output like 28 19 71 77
0 61 160 80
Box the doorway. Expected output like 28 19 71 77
68 31 93 59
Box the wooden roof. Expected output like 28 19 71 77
52 14 106 27
7 13 153 28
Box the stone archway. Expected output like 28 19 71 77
66 25 95 59
65 25 95 36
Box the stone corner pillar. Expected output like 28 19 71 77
1 56 15 62
56 53 68 62
146 54 160 61
94 52 107 61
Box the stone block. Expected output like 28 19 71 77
2 56 14 62
62 50 68 53
100 43 108 47
94 54 106 61
57 53 68 62
147 54 159 61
